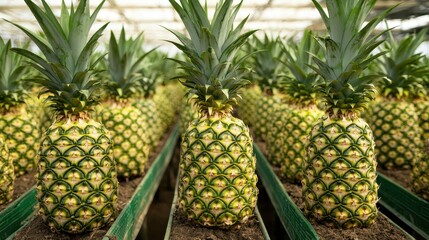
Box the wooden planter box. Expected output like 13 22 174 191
3 125 179 240
377 173 429 239
254 145 414 240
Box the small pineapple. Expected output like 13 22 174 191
11 0 118 233
0 138 13 205
169 0 258 227
98 28 151 179
303 0 392 228
371 30 427 170
0 37 40 177
246 35 284 142
277 30 323 182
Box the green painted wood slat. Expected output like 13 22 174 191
0 187 37 239
254 144 319 240
377 172 429 239
103 125 179 240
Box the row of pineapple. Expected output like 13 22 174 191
0 0 183 234
232 1 429 228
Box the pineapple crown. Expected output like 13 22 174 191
311 0 394 118
167 0 256 117
377 29 429 100
246 34 284 95
281 30 322 107
106 28 153 102
9 0 108 120
0 37 31 113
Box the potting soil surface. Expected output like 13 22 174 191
170 211 264 240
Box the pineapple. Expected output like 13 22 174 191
278 30 323 183
0 139 13 205
0 37 40 177
236 85 261 126
98 28 151 179
168 0 258 226
302 0 392 228
371 30 427 169
246 35 284 142
11 0 118 233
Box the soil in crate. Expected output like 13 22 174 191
377 168 413 191
0 169 37 212
13 126 174 240
258 141 409 240
170 211 264 240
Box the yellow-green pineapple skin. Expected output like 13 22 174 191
237 86 261 126
154 87 176 132
414 100 429 144
133 98 161 148
371 100 421 169
99 103 150 179
36 118 118 233
0 138 13 204
253 94 282 141
303 117 378 229
178 115 258 226
280 106 322 183
179 101 199 134
0 108 40 176
412 152 429 200
266 103 288 166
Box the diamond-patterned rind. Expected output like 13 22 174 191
99 103 150 179
178 115 258 227
36 119 118 234
253 95 282 141
0 110 40 176
371 101 421 169
0 138 14 204
266 104 288 166
280 106 322 183
303 116 378 229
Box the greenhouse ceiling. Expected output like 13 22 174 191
0 0 427 49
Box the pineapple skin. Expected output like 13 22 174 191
179 100 199 135
99 102 150 179
36 118 118 233
0 138 14 204
0 108 40 176
133 98 161 149
237 86 261 126
253 94 282 141
178 115 258 227
303 116 378 229
371 100 422 169
414 99 429 144
280 105 322 183
266 103 288 166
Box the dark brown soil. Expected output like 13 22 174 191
378 168 413 191
13 125 174 240
257 141 409 240
0 169 37 212
170 211 264 240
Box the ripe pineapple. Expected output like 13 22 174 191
98 28 151 179
371 30 427 169
236 85 261 126
0 37 40 177
303 0 392 228
0 138 13 205
246 35 284 142
278 30 323 183
11 0 118 233
169 0 258 227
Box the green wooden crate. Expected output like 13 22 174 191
4 125 179 240
0 187 37 239
377 173 429 239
